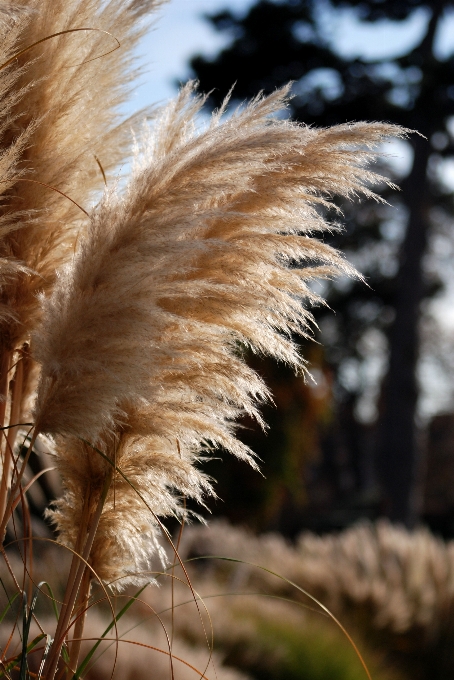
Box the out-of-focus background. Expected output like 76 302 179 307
133 0 454 538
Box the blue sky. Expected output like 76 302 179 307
130 1 454 113
130 0 254 111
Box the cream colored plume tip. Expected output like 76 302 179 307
31 84 409 586
33 84 408 443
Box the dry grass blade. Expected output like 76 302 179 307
0 27 120 72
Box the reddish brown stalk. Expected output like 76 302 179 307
67 567 91 678
44 489 93 679
171 493 186 649
0 350 11 522
0 351 9 428
42 468 113 680
0 356 24 527
0 427 39 542
6 356 24 460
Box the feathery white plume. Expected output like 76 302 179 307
33 84 406 586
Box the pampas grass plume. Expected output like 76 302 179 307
0 0 164 499
32 83 407 586
0 0 164 360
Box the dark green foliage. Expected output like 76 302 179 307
211 604 401 680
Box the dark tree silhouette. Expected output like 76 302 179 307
189 0 454 526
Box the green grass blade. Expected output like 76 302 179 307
19 588 41 680
19 592 28 680
61 643 70 667
1 634 46 679
74 584 148 679
36 581 70 667
26 633 46 653
0 592 19 624
0 592 31 679
0 579 19 619
38 581 59 621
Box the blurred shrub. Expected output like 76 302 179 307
180 520 454 679
201 601 401 680
138 569 401 680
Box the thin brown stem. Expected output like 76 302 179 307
0 351 10 428
42 468 113 680
0 427 38 542
43 490 93 680
6 356 23 459
67 568 91 678
0 356 24 525
171 495 186 649
0 350 11 522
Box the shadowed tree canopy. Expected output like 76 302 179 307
189 0 454 527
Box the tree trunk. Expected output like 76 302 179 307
376 133 431 525
375 0 444 526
